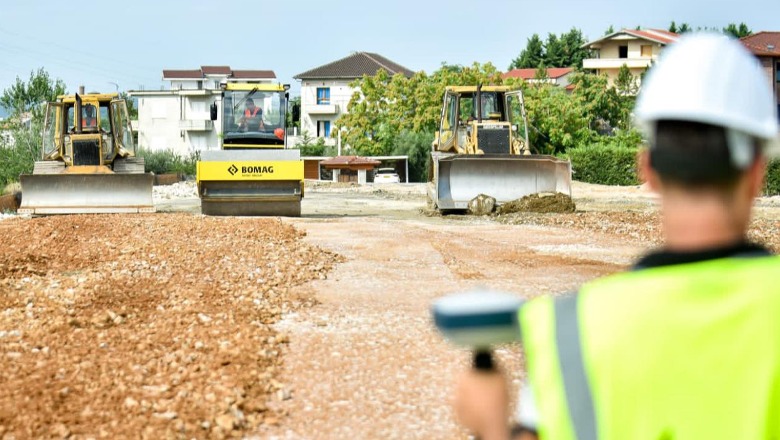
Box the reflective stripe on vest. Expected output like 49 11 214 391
245 107 259 117
520 255 780 440
554 294 597 440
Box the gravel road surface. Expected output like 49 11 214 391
0 180 777 439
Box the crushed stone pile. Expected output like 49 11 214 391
0 214 341 439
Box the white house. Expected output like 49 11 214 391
129 66 275 155
582 29 679 89
293 52 414 144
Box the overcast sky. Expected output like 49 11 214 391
0 0 778 98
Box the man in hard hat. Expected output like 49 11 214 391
453 33 780 440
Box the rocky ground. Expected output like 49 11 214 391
0 180 777 439
0 214 340 439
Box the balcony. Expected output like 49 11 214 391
582 57 653 70
179 119 213 131
308 104 338 115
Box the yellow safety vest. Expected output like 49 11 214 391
520 255 780 439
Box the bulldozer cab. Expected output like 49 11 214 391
42 94 136 166
434 86 530 155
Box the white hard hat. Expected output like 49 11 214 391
635 32 780 159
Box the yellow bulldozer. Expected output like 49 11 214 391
428 85 572 212
18 92 154 214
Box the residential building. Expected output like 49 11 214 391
129 66 275 155
582 28 679 89
502 67 575 90
294 52 414 143
741 31 780 120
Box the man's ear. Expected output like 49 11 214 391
637 149 661 192
746 155 767 199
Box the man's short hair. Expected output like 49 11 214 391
649 120 761 189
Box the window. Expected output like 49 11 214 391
641 45 652 57
317 120 331 137
619 45 628 59
317 87 331 105
438 93 457 146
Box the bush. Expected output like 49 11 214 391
137 149 199 176
0 125 41 186
566 144 640 186
390 130 434 182
765 159 780 196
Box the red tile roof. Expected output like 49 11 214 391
201 65 231 75
231 70 276 79
584 28 679 47
741 31 780 56
503 67 574 80
295 52 415 80
162 67 277 80
628 29 679 44
162 69 202 79
320 156 381 166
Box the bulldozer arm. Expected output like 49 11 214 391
19 173 155 214
428 152 572 211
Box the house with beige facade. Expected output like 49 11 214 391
741 31 780 120
129 66 275 154
293 52 414 144
582 29 679 90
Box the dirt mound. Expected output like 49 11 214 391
0 193 20 212
0 214 341 439
497 192 576 214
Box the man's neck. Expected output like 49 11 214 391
660 191 749 252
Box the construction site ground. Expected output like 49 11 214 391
1 180 779 439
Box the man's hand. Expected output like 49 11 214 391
454 368 510 440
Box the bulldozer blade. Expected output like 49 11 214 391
19 173 155 214
430 153 572 211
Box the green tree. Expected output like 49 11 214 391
286 95 301 130
544 33 565 67
0 68 66 121
336 62 502 157
0 68 67 185
534 62 549 81
569 72 626 131
668 21 678 33
723 22 752 38
521 82 593 154
508 34 545 69
119 91 138 119
390 130 434 182
604 25 615 36
615 64 639 96
559 28 590 68
678 23 691 33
